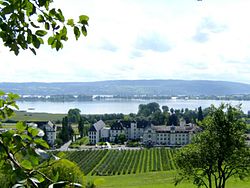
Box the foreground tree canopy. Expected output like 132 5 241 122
0 91 85 187
0 1 89 187
0 0 89 55
175 104 250 188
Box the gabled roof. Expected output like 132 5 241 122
111 121 124 130
89 120 106 132
89 125 97 132
137 120 151 128
119 120 131 128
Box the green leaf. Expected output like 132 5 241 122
28 127 39 137
34 138 49 149
67 19 74 27
79 15 89 22
21 134 32 141
8 93 20 100
45 22 50 30
37 15 44 23
32 35 41 49
35 30 47 37
30 22 40 29
81 26 87 36
49 8 56 16
26 1 36 16
21 160 32 170
56 40 62 51
74 26 80 40
61 26 67 36
29 155 39 166
48 37 55 45
53 171 59 182
29 47 36 55
38 37 44 44
16 122 26 131
57 9 65 22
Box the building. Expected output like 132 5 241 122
27 121 57 146
88 120 106 144
110 121 125 142
88 119 199 146
143 124 199 146
100 127 110 142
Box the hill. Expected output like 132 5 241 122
1 80 250 96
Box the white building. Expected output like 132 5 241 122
110 121 125 142
88 119 199 146
30 121 57 146
88 120 106 144
100 127 110 142
143 124 199 146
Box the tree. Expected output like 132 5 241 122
137 102 161 117
1 1 88 187
168 113 178 126
68 108 81 123
197 106 204 121
162 105 169 113
0 0 88 55
175 104 250 188
78 116 84 138
60 116 74 143
117 133 126 144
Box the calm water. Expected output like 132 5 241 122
16 99 250 114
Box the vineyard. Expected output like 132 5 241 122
59 148 177 176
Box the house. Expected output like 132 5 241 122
35 121 57 146
110 121 125 142
100 127 110 142
88 120 106 144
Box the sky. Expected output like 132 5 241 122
1 0 250 83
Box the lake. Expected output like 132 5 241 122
16 99 250 114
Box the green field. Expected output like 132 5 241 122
87 171 250 188
60 148 176 176
8 111 66 122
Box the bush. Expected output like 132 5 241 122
40 159 85 187
126 140 140 147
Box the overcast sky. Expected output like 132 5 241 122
1 0 250 83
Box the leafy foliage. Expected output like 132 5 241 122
58 116 74 143
78 117 85 138
68 108 81 123
0 0 89 55
0 91 85 187
175 104 250 188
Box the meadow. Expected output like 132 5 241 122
87 171 250 188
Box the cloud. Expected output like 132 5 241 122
129 50 143 59
134 32 171 52
99 39 118 52
193 32 209 43
193 17 227 43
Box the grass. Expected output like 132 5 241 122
8 111 66 122
87 171 250 188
